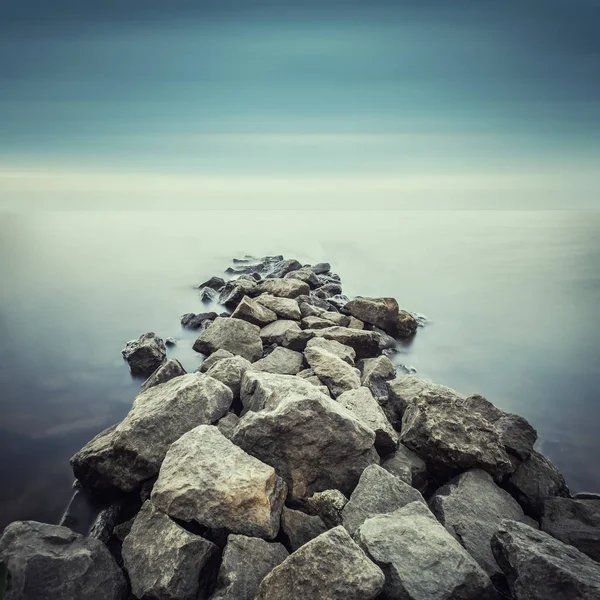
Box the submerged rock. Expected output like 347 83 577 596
216 412 240 439
306 489 348 528
231 296 278 327
193 317 263 362
199 286 219 303
198 275 225 290
140 358 186 392
255 294 301 320
281 507 328 551
253 346 304 375
122 332 167 376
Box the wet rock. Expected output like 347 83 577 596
71 373 232 492
122 501 218 600
381 443 427 492
304 343 361 398
359 355 396 405
200 287 219 303
256 278 310 299
356 501 496 600
297 293 331 311
395 310 419 337
574 492 600 500
266 258 303 279
299 301 325 318
255 294 301 320
312 262 331 275
343 297 417 338
122 332 167 376
231 296 278 327
181 311 219 329
193 317 263 362
165 337 177 346
140 358 186 392
255 526 385 600
313 326 380 359
152 425 286 539
253 347 304 375
211 534 289 600
0 520 127 600
216 412 240 439
492 519 600 600
374 326 397 350
206 355 254 397
198 348 234 372
281 507 328 551
284 267 320 288
301 315 338 329
313 282 343 299
219 279 258 308
199 276 225 290
306 489 348 528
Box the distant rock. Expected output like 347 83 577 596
266 258 303 279
313 282 343 299
198 275 225 290
260 320 304 346
256 278 310 299
306 489 348 528
343 297 417 338
181 311 218 329
381 443 427 492
312 262 331 274
231 295 278 327
348 316 364 329
281 507 328 552
219 279 258 308
253 346 304 375
122 332 167 376
165 337 177 346
193 317 263 362
140 358 186 392
284 266 320 288
255 294 301 320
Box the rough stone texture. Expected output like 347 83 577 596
216 412 240 439
255 526 384 600
193 317 263 362
348 316 364 329
206 355 254 397
284 266 320 288
181 311 218 329
231 295 278 327
256 278 310 299
232 395 379 500
198 275 225 290
429 469 532 581
122 332 167 376
304 344 361 398
255 294 301 320
395 310 419 338
219 279 258 308
299 301 325 318
296 293 331 312
541 497 600 561
343 297 418 338
505 450 570 518
122 501 218 600
266 258 303 279
301 315 338 330
381 443 428 492
305 336 356 365
199 287 218 303
152 425 286 539
320 311 350 326
0 520 127 600
260 320 302 346
281 507 328 552
71 373 232 492
253 346 304 375
313 326 380 359
356 501 496 600
306 489 348 528
198 348 234 372
492 519 600 600
360 356 396 395
313 282 343 299
336 387 398 454
211 534 289 600
140 358 186 392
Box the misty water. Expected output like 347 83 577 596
0 209 599 531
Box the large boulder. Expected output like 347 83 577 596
256 278 310 299
206 355 254 397
122 332 167 376
0 521 127 600
122 501 218 600
541 497 600 561
193 317 263 362
356 501 496 600
306 489 348 528
305 336 356 365
343 297 418 338
255 526 385 600
281 507 328 552
313 327 380 359
152 425 286 539
304 343 361 398
381 443 428 493
492 519 600 600
266 258 303 279
140 358 186 392
232 394 379 500
219 279 258 308
301 315 339 330
255 294 301 320
253 346 304 375
211 534 289 600
71 373 232 492
342 465 425 535
231 296 278 327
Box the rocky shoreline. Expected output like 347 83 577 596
1 255 599 600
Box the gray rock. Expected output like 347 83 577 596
200 287 219 303
0 520 127 600
253 346 304 375
306 489 348 528
71 373 232 492
198 348 234 372
574 493 600 500
299 301 325 318
313 326 380 359
165 337 177 346
266 258 303 279
152 425 287 539
199 276 225 290
313 282 343 299
356 501 496 600
296 293 331 311
541 497 600 561
492 519 600 600
193 317 263 362
281 507 328 552
305 336 356 365
284 266 320 288
211 534 289 600
219 279 258 308
123 501 218 600
231 296 278 327
206 355 254 397
312 262 331 274
304 344 361 398
348 316 364 329
260 320 302 346
321 311 350 326
381 443 428 492
301 315 338 330
181 311 219 329
327 294 349 311
343 297 418 338
359 356 397 405
255 294 301 320
255 526 385 600
216 412 240 439
141 358 186 392
122 332 167 376
256 278 310 299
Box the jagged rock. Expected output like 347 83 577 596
88 503 121 543
304 343 361 398
312 262 331 274
326 294 349 311
301 315 338 329
122 501 218 600
71 373 232 492
305 336 355 365
253 347 304 375
113 518 134 542
231 296 278 327
255 526 385 600
505 450 570 518
299 301 325 318
429 469 533 582
141 358 186 392
381 443 427 492
313 282 343 299
343 297 417 338
152 425 286 539
206 355 254 397
260 320 302 346
313 327 380 359
342 465 424 535
281 507 328 552
359 356 396 405
256 278 309 299
255 294 301 320
199 276 225 290
284 267 320 288
216 412 240 439
395 310 419 337
492 519 600 600
200 287 219 303
232 394 379 500
211 534 289 600
266 258 303 279
356 501 496 600
219 279 258 308
193 317 263 362
541 497 600 561
306 489 348 528
181 311 219 329
0 521 127 600
336 388 398 455
321 311 350 326
348 316 364 329
197 349 233 373
165 337 177 346
296 293 331 311
122 332 167 376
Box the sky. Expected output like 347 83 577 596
0 0 599 208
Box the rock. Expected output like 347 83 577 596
193 317 263 362
305 336 356 365
492 519 600 600
396 310 419 337
304 343 361 398
71 373 232 492
299 301 324 318
313 326 380 359
152 425 286 539
198 348 234 372
359 356 396 405
348 316 364 329
281 507 328 552
165 337 177 346
255 526 384 600
231 296 278 327
121 332 167 376
342 465 425 535
312 262 331 274
374 326 397 350
343 297 417 338
574 493 600 500
356 501 496 600
255 294 301 320
253 347 304 375
0 521 127 600
216 412 240 439
306 489 348 528
336 388 398 455
541 497 600 562
113 517 134 541
219 279 258 308
256 278 310 299
199 275 225 290
429 469 533 582
232 394 379 500
301 315 338 330
260 320 302 346
313 282 343 299
181 311 219 329
88 503 121 543
140 358 187 392
122 501 218 600
284 267 320 288
321 311 350 326
296 293 331 311
200 287 219 303
206 355 254 397
266 258 303 279
381 443 427 492
505 450 570 518
211 534 289 600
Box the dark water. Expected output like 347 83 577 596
0 209 599 531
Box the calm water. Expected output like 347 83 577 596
0 209 599 531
